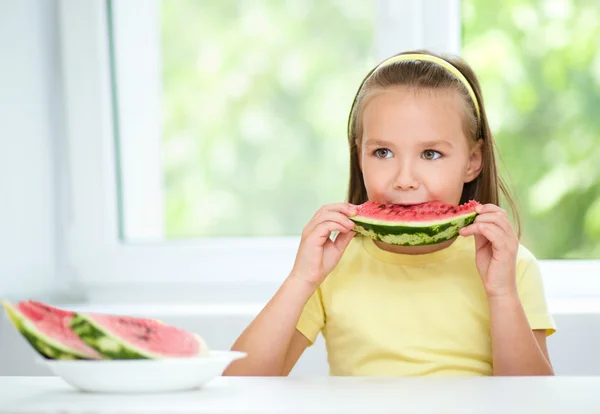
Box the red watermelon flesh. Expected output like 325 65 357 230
92 314 200 357
70 312 208 359
355 200 481 224
8 300 103 359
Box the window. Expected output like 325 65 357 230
110 0 375 240
58 0 599 301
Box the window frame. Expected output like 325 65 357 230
57 0 600 302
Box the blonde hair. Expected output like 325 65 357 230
346 50 520 236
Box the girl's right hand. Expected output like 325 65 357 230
289 203 358 287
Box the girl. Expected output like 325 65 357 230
224 50 556 377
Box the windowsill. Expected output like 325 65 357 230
54 298 600 318
547 298 600 314
60 302 265 317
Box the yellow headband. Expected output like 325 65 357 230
373 53 481 119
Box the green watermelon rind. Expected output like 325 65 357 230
70 313 208 360
2 301 95 360
351 211 478 246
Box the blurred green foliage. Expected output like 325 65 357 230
161 0 373 238
158 0 600 258
463 0 600 258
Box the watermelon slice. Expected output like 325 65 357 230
70 313 209 359
350 200 480 246
2 300 103 360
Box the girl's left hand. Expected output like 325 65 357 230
459 204 519 299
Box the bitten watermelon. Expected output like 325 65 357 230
70 313 209 359
350 200 480 246
2 300 103 360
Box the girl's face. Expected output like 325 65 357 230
359 87 482 209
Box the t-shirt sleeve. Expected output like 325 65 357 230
296 286 325 346
516 246 556 336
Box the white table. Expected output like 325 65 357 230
1 376 599 413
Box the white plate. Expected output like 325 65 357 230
38 350 247 394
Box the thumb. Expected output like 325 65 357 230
333 230 356 253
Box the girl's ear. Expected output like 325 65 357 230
465 139 483 183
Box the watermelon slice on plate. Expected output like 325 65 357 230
2 300 103 360
70 312 209 359
3 300 209 360
350 200 480 246
4 300 243 393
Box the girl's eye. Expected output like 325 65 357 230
374 148 393 159
422 149 442 160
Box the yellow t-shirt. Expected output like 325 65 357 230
296 235 556 376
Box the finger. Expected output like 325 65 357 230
333 230 356 253
475 203 507 216
459 223 477 237
305 203 357 236
322 211 357 229
304 211 356 237
305 213 355 239
310 221 352 243
473 213 514 237
462 206 513 237
480 223 504 246
480 224 512 254
460 221 493 238
473 233 490 253
320 202 358 216
461 223 506 250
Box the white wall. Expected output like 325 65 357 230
0 0 60 300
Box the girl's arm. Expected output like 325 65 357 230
459 203 553 376
223 203 357 376
223 275 313 376
488 295 553 376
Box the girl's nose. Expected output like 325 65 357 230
393 164 420 190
